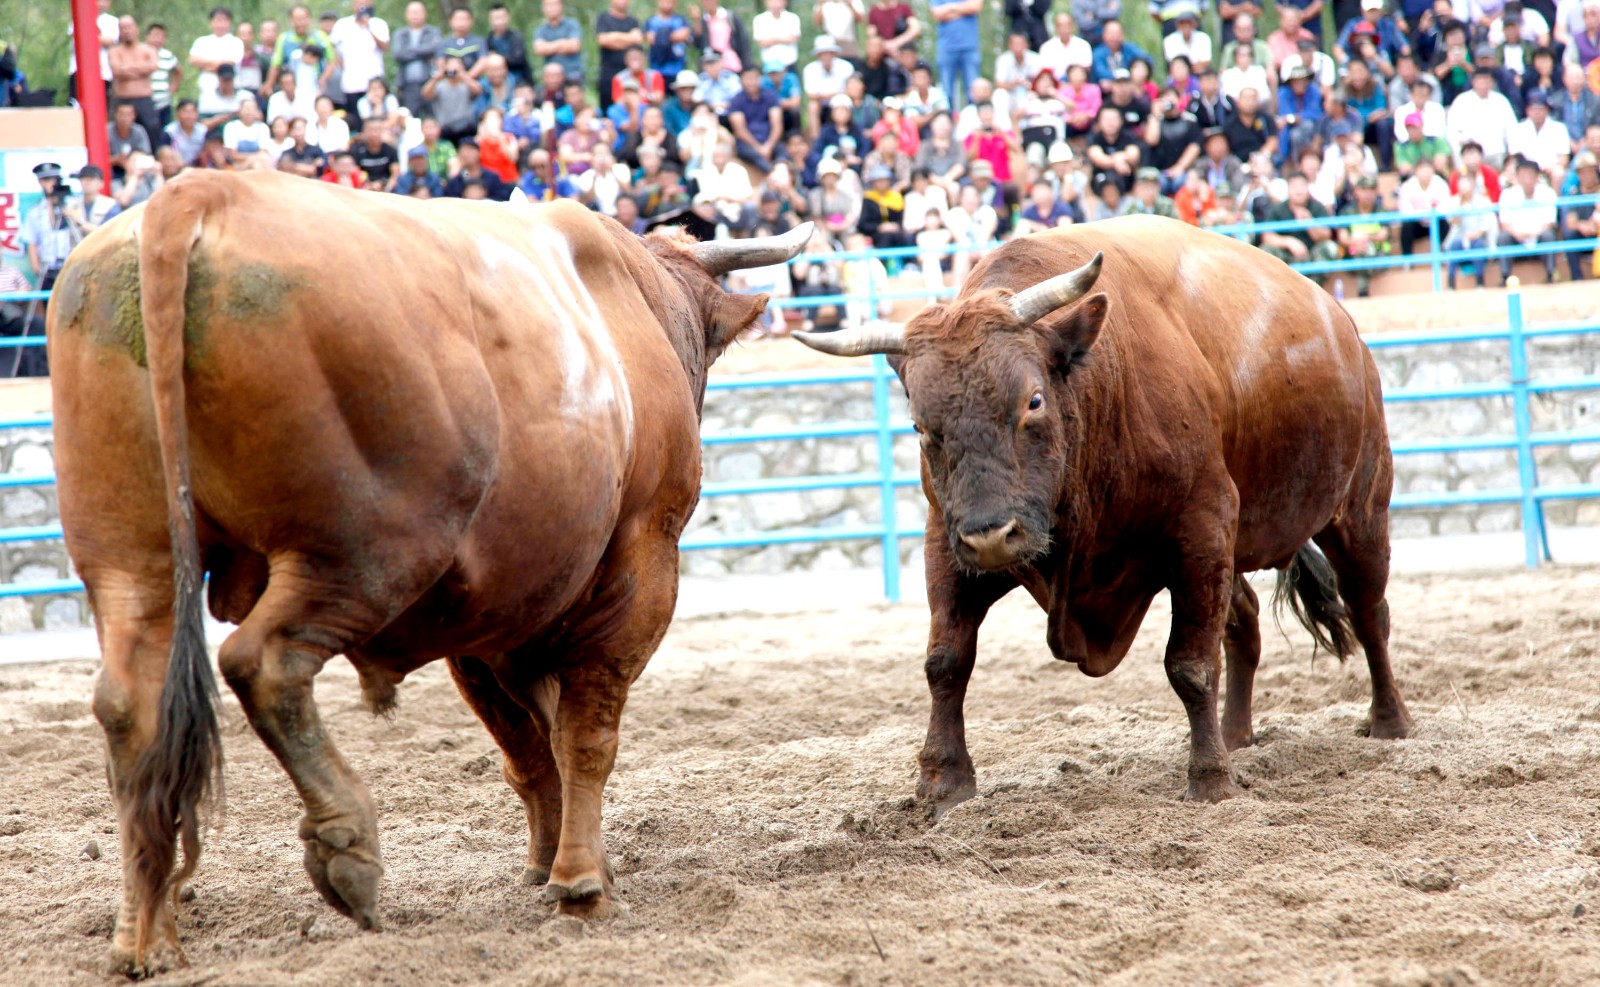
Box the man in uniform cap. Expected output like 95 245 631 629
1120 165 1179 218
1561 150 1600 281
19 163 77 289
1337 173 1391 297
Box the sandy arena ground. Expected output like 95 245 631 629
4 567 1600 986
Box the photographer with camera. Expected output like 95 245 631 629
18 164 79 294
425 56 483 144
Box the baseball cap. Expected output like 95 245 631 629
1351 20 1380 38
829 93 852 110
1473 43 1499 60
407 145 429 158
619 76 640 91
817 157 843 176
674 70 699 88
1361 0 1383 9
1327 118 1357 138
1526 90 1549 107
1574 150 1599 170
701 47 722 62
1404 111 1424 127
457 136 478 148
970 159 994 177
217 62 236 77
867 165 893 182
236 139 261 153
1047 141 1073 164
1112 68 1131 80
1203 126 1227 142
32 162 63 180
1214 181 1236 198
812 36 842 55
763 56 786 73
74 164 103 180
1356 174 1379 189
1286 64 1313 81
882 95 903 110
1296 36 1317 50
1135 166 1161 183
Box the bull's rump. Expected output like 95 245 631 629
975 217 1387 568
48 172 686 647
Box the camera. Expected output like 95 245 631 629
46 185 70 202
358 4 375 15
446 68 459 78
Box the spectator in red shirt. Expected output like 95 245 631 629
868 0 920 55
321 150 366 187
611 45 665 103
962 101 1019 182
1448 140 1501 202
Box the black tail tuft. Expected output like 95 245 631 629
1274 543 1357 662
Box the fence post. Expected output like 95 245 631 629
1505 279 1544 568
872 353 901 603
1428 213 1442 293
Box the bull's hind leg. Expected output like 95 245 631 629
84 568 185 976
1313 508 1414 740
447 655 563 886
1221 576 1262 752
216 557 419 930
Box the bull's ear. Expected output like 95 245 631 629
709 293 769 353
1038 292 1109 378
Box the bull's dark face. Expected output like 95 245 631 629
899 291 1109 573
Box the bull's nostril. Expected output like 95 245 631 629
959 519 1020 556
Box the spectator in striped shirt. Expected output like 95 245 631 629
146 23 183 130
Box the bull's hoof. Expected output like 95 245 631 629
521 865 552 887
555 891 621 919
1364 706 1414 741
107 940 181 980
1223 731 1256 752
540 874 605 904
1182 768 1240 803
300 819 383 931
916 766 977 822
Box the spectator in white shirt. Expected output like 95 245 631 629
995 31 1043 106
1279 37 1336 90
189 7 247 116
1497 158 1560 281
1393 77 1447 143
802 36 854 134
266 71 316 124
1163 9 1213 72
1448 67 1519 168
222 94 272 150
753 0 802 70
69 0 119 102
307 94 352 152
1396 159 1452 254
330 4 392 120
1221 43 1271 102
1039 13 1094 80
1508 92 1571 184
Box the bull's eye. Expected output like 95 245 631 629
1027 392 1045 412
912 421 925 435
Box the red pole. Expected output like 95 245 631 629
71 0 111 176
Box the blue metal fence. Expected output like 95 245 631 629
2 275 1599 607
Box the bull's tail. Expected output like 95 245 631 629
1273 543 1358 662
126 180 223 958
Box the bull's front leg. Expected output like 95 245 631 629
916 511 1016 818
1164 499 1242 803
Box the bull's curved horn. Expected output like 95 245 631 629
689 222 815 276
793 320 907 357
1008 252 1104 326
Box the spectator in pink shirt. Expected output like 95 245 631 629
962 100 1019 182
1061 63 1103 136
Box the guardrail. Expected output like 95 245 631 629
1 279 1597 608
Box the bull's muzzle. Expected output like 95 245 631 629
956 519 1026 570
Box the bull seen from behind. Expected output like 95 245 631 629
798 216 1412 813
49 171 811 975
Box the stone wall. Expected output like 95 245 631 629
6 333 1600 628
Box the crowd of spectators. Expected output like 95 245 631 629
17 0 1600 340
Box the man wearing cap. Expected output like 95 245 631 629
664 69 700 132
63 165 120 240
1337 174 1391 297
1275 64 1324 166
1494 1 1550 48
1561 149 1599 280
1197 126 1246 188
1497 156 1560 282
1163 6 1214 72
804 36 856 135
1337 0 1409 66
694 48 742 116
816 93 869 169
1091 20 1153 84
929 0 982 108
859 164 913 248
1447 65 1518 167
1041 13 1095 80
729 64 784 169
392 144 442 196
1511 90 1572 183
761 56 802 134
19 164 75 289
1394 110 1452 175
963 158 1015 235
199 63 249 132
1120 166 1180 217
